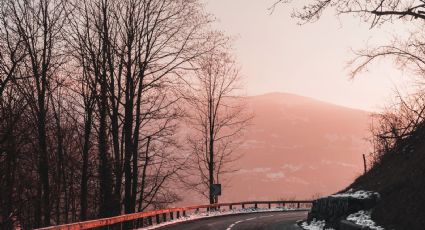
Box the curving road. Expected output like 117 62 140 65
155 211 307 230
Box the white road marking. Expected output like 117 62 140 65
226 214 280 230
245 217 257 221
259 214 274 219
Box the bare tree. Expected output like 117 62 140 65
4 0 69 226
273 1 425 78
369 91 425 164
275 0 425 27
0 0 233 227
184 50 252 204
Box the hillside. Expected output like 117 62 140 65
216 92 371 202
348 123 425 229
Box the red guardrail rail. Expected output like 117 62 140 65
35 200 313 230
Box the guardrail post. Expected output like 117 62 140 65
196 208 199 213
139 217 144 228
148 216 153 226
268 203 271 209
170 212 174 220
254 203 258 209
281 202 285 208
207 207 210 212
156 214 161 224
229 204 233 210
183 210 186 217
162 213 167 222
297 202 300 209
177 211 180 219
242 203 245 209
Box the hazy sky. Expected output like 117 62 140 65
204 0 416 111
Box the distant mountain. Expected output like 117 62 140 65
218 92 371 202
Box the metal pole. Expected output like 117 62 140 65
363 154 367 174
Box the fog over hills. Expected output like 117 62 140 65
217 92 371 202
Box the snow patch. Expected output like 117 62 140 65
347 210 384 230
281 164 302 172
321 160 357 169
300 219 334 230
266 172 285 179
237 167 271 174
330 189 379 199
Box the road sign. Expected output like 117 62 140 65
210 184 221 196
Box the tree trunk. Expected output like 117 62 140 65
124 26 135 214
97 1 115 218
208 98 215 205
80 106 93 220
37 90 50 226
138 137 151 212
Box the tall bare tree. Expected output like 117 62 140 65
185 50 251 204
4 0 69 226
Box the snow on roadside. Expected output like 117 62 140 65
346 210 384 230
139 207 307 229
300 219 334 230
330 189 379 199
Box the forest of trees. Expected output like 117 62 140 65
0 0 249 229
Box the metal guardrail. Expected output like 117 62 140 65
36 200 313 230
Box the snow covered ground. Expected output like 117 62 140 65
300 210 385 230
330 189 379 199
347 210 384 230
300 219 334 230
299 190 383 230
139 207 307 229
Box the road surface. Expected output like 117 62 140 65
155 211 307 230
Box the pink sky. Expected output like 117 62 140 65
204 0 416 111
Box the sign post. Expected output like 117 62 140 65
210 184 221 204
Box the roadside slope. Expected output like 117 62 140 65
348 125 425 229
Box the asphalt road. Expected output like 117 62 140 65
156 211 307 230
